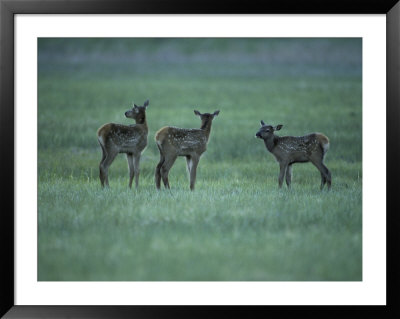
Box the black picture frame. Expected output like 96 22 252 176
1 0 399 318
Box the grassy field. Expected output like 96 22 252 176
38 38 362 281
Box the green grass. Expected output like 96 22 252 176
38 38 362 281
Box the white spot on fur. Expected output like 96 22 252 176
322 142 330 153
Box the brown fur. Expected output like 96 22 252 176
97 100 149 189
155 110 219 190
256 121 331 190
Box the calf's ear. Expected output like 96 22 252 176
194 110 201 116
275 124 283 131
260 120 265 126
144 99 149 108
213 110 220 117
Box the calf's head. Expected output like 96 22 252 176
194 110 220 121
255 120 283 139
125 99 149 122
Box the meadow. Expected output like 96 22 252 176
38 38 362 281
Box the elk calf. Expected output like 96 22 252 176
155 110 220 190
255 121 331 190
97 100 149 189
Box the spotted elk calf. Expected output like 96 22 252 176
255 121 331 190
97 100 149 189
155 110 220 190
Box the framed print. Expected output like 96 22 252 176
1 0 399 318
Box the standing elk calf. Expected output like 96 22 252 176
155 110 220 190
255 121 331 190
97 100 149 189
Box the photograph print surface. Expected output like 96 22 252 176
38 38 362 281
